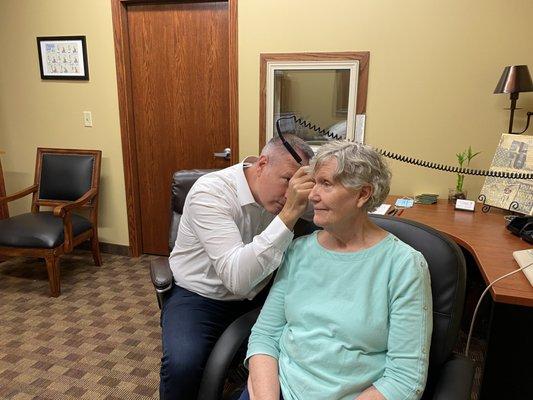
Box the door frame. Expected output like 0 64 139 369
111 0 239 256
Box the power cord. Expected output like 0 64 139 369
464 259 533 357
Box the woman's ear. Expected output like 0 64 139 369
356 184 373 209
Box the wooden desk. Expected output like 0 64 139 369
388 197 532 399
0 150 7 219
390 198 533 306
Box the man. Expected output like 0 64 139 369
160 135 315 399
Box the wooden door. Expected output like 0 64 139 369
124 2 233 255
0 151 7 219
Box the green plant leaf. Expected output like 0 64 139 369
469 151 481 160
456 151 466 167
467 146 473 159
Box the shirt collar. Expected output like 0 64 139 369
235 156 258 207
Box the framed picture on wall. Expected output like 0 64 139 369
479 133 533 215
36 36 89 80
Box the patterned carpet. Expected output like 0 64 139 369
0 251 486 400
0 251 161 400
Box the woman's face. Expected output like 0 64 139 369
309 158 370 230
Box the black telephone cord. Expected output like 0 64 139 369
278 115 533 180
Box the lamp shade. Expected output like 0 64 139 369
494 65 533 94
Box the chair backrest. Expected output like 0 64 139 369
33 148 101 210
295 215 466 396
369 216 466 366
168 169 217 251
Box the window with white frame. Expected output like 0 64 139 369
260 52 369 149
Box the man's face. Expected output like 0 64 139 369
255 154 301 214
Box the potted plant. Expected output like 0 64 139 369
449 146 481 202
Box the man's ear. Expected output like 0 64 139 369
256 154 269 176
356 184 373 209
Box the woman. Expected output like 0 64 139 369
240 141 432 400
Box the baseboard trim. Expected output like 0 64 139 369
78 241 131 256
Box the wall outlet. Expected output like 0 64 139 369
83 111 93 127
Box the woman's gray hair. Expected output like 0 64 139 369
310 141 392 212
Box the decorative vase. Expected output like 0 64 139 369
448 188 467 203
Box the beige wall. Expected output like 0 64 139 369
1 0 533 248
0 0 128 245
239 0 533 199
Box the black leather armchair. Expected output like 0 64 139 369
198 216 475 400
0 148 102 297
150 170 315 399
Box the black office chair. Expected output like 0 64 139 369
197 216 474 400
150 170 314 399
150 169 217 308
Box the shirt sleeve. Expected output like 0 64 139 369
187 186 294 297
373 251 433 400
245 246 292 364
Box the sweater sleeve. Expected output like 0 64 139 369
373 251 433 400
245 245 293 364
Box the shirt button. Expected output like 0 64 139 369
423 305 428 310
416 389 421 394
422 348 426 354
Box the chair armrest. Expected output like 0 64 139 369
53 188 98 252
150 257 174 309
0 184 38 204
431 354 474 400
150 257 173 291
53 188 97 217
197 307 261 400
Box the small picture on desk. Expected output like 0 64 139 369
480 134 533 215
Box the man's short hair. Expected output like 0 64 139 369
261 134 314 164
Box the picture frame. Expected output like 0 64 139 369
479 133 533 215
36 36 89 80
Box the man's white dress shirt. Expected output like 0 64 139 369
169 160 294 301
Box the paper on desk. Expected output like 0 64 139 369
513 249 533 287
370 204 391 215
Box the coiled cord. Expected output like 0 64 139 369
280 115 533 180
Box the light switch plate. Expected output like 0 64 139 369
83 111 92 127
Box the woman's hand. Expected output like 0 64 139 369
248 354 280 400
355 385 386 400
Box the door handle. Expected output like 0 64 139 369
214 147 231 160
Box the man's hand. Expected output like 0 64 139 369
278 166 315 230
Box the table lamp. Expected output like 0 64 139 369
494 65 533 134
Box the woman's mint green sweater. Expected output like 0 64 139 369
246 232 432 400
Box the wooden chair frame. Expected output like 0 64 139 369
0 148 102 297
